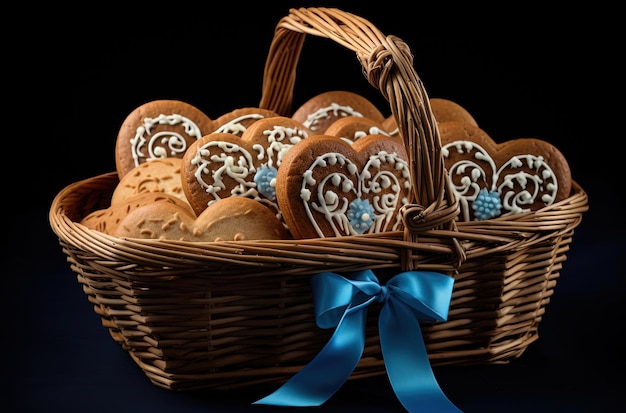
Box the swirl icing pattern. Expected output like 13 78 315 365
439 122 572 222
276 134 411 239
115 100 214 179
181 116 312 226
131 114 201 166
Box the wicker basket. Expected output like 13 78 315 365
49 7 588 392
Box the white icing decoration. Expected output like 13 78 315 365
190 123 309 227
191 141 259 203
341 126 390 144
303 103 363 131
214 114 266 136
131 114 202 167
299 150 410 237
442 140 559 221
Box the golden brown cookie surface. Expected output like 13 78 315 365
113 196 288 242
115 99 214 179
80 192 194 235
276 134 411 239
439 121 572 221
111 157 188 205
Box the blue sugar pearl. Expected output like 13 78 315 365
254 165 277 200
347 199 375 234
472 188 502 220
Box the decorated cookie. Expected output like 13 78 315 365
113 196 288 242
211 107 280 137
111 157 188 205
291 91 386 134
275 134 411 239
115 99 214 179
324 116 394 144
80 192 194 235
181 116 312 221
381 116 400 138
439 121 572 221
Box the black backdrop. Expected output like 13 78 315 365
7 1 624 412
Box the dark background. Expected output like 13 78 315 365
7 1 624 412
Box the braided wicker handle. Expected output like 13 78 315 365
259 7 460 240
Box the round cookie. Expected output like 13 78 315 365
211 107 280 137
115 99 214 179
439 121 572 221
275 134 411 239
111 157 188 205
181 116 312 222
291 91 386 134
80 192 194 235
113 196 289 242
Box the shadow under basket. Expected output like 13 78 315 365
49 7 588 391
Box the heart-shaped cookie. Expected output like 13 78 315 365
439 121 572 221
115 100 214 179
113 196 288 242
181 116 312 222
276 134 411 239
211 107 280 137
324 116 395 144
291 91 386 134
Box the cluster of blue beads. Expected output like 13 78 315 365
472 188 502 220
254 165 277 200
347 199 375 234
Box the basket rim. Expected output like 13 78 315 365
49 171 588 273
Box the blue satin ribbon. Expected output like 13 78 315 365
253 269 463 412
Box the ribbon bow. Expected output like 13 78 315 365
254 269 462 412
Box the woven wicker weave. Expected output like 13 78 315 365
49 7 588 391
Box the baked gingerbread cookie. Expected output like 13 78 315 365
430 98 478 126
291 91 386 134
115 99 214 179
80 192 194 235
439 121 572 221
211 107 280 137
113 196 288 242
181 116 312 222
382 97 478 138
276 134 411 239
111 157 188 205
324 116 394 144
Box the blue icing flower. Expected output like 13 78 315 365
472 188 502 220
347 199 375 234
254 165 277 200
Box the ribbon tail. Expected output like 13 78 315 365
380 299 463 413
253 304 368 407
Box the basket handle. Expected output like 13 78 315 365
259 7 461 247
